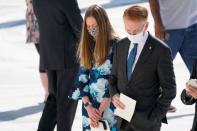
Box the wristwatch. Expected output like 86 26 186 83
84 102 92 108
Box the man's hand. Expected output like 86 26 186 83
112 94 125 109
155 22 166 40
186 83 197 99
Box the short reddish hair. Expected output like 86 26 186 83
123 5 148 21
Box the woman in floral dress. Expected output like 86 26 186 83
69 5 118 131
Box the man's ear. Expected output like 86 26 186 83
145 21 149 30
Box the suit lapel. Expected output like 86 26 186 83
128 34 154 83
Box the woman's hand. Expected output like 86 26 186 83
89 117 99 128
86 106 101 125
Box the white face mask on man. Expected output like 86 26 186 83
127 23 147 43
128 31 145 43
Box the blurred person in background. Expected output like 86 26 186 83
33 0 83 131
149 0 197 112
25 0 48 102
181 58 197 131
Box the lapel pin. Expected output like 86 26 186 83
149 46 152 50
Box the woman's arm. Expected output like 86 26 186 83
82 96 100 128
99 98 111 115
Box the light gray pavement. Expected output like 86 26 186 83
0 0 195 131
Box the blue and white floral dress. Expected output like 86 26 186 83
69 40 118 131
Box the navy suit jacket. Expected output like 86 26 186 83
109 33 176 131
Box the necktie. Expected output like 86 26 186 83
127 43 138 80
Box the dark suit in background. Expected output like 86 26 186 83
109 33 176 131
33 0 83 131
181 59 197 131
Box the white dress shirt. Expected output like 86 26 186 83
127 31 148 72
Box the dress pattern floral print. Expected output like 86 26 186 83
69 41 118 131
26 0 39 43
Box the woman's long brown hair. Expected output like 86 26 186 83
78 5 115 69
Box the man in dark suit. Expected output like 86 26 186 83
33 0 83 131
181 59 197 131
109 6 176 131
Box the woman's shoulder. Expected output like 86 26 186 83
107 38 119 57
110 37 120 48
111 34 120 42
